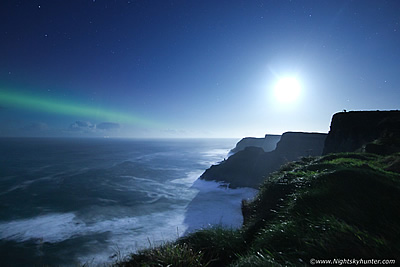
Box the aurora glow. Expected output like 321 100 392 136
0 90 159 128
1 1 400 137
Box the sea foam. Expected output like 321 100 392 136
0 138 249 265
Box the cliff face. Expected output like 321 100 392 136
201 132 327 188
201 146 283 188
275 132 327 159
230 134 281 154
323 111 400 155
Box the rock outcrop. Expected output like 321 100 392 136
323 110 400 155
201 132 327 188
229 134 281 154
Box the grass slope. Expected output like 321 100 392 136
116 152 400 266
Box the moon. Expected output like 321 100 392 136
274 77 301 103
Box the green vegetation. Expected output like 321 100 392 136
116 153 400 266
116 242 206 267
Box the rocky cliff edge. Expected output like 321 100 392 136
201 132 327 188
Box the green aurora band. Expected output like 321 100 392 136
0 90 159 127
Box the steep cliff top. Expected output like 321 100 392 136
329 110 400 128
324 110 400 155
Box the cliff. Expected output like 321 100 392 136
119 111 400 267
201 146 282 188
323 110 400 155
274 132 327 159
119 152 400 267
229 134 281 154
201 132 327 188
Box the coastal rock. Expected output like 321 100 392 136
275 132 327 159
201 132 327 188
323 110 400 155
229 134 281 154
201 146 282 188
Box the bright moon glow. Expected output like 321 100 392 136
274 77 301 103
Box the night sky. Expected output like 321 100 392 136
1 0 399 138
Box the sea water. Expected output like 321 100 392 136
0 138 257 266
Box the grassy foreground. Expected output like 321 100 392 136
115 152 400 266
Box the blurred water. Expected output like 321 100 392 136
0 138 257 266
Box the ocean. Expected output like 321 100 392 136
0 138 257 266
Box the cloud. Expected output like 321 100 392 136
97 122 120 130
69 121 95 132
67 121 120 136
